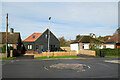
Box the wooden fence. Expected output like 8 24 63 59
79 50 96 56
25 51 77 58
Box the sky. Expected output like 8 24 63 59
1 1 119 40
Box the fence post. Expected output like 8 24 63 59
10 50 13 57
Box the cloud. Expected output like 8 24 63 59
1 2 118 40
2 0 120 2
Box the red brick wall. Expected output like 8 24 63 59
25 51 38 54
0 44 17 49
0 44 4 47
11 44 17 49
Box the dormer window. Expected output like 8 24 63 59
45 34 48 39
33 35 35 38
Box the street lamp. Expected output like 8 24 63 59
48 16 51 58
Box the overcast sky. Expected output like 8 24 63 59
1 2 118 40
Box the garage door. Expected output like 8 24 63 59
70 43 79 54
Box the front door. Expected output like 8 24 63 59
39 45 43 54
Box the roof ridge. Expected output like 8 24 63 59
78 36 84 42
89 36 104 43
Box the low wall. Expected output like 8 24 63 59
79 50 96 56
25 51 77 58
0 53 6 58
25 51 38 54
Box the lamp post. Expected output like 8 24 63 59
48 16 51 58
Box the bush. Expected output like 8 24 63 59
2 45 6 53
94 48 120 57
0 47 2 53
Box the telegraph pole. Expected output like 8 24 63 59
48 16 51 58
6 13 8 58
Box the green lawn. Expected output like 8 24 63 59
104 55 120 57
35 56 80 59
0 57 14 60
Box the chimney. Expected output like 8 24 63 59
10 28 14 33
92 34 96 38
108 37 111 40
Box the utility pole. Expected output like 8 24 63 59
48 16 51 58
6 13 8 58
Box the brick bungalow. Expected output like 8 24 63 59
23 29 60 54
0 28 25 56
70 35 104 54
104 34 120 49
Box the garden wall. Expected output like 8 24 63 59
0 53 6 58
79 50 96 56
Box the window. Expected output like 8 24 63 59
39 45 43 49
45 34 48 39
28 45 32 49
33 35 35 38
104 45 106 48
8 44 12 47
36 45 39 49
82 44 84 49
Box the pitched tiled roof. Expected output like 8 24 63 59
105 34 120 43
23 33 42 42
71 35 104 44
0 32 20 44
70 40 75 43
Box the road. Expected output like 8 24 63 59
1 57 120 78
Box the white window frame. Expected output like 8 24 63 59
28 45 32 49
8 44 12 47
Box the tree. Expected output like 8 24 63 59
76 34 81 40
97 35 111 42
58 36 70 47
114 27 120 35
89 39 102 50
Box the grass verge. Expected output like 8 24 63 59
0 57 14 60
35 56 80 59
104 55 120 57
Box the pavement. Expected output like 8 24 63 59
1 57 120 78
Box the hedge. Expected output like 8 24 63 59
1 45 13 53
93 48 120 57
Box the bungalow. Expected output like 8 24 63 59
23 29 60 54
104 34 120 49
70 35 104 54
0 28 24 56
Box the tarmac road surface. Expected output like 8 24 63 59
1 57 120 78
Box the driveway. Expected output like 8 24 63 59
2 57 120 78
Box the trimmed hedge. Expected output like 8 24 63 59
93 48 120 57
1 45 13 54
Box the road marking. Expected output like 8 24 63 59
82 70 85 71
104 60 120 64
44 67 49 71
88 66 90 69
15 60 20 61
11 60 14 63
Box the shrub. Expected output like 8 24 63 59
0 46 2 53
94 48 120 57
2 45 6 53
